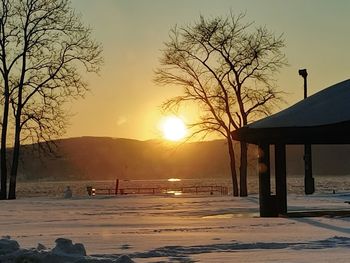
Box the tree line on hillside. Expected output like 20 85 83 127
16 138 234 181
16 138 350 182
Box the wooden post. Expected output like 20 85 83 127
115 179 119 195
275 144 287 214
258 144 272 217
304 144 315 194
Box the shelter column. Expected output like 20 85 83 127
258 144 272 217
304 144 315 194
275 143 287 214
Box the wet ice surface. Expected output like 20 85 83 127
1 193 350 262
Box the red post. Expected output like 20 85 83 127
115 179 119 195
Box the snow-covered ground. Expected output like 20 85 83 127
1 193 350 262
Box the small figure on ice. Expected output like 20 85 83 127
64 186 72 199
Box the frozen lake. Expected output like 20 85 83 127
1 193 350 262
14 175 350 198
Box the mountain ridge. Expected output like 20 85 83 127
16 136 350 181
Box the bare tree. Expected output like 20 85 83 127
0 0 12 199
155 13 286 196
0 0 102 199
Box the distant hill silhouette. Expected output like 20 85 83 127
18 137 232 181
16 137 350 181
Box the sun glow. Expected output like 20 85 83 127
161 116 187 141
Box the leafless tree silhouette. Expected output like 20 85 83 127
0 0 102 199
155 13 286 196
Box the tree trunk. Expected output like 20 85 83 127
239 141 248 197
0 82 9 200
8 78 23 200
8 35 26 200
8 120 21 200
227 135 239 196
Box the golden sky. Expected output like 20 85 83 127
68 0 350 141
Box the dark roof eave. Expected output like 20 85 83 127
231 121 350 145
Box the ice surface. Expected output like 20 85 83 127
0 194 349 262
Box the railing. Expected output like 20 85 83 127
88 185 229 196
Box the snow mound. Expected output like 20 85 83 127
115 255 135 263
52 238 86 257
0 237 135 263
75 254 134 263
0 238 20 255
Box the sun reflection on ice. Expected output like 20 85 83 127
168 178 181 182
166 190 183 196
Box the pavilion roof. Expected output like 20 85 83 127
232 79 350 144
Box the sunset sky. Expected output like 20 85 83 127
68 0 350 141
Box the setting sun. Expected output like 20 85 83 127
161 116 187 141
